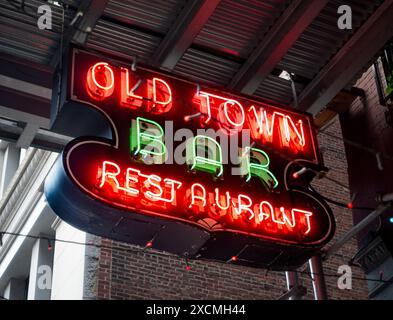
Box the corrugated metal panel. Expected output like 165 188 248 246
254 74 304 106
103 0 187 35
0 0 385 108
0 0 77 64
194 0 287 59
253 0 382 105
87 19 161 62
276 0 382 80
173 48 240 87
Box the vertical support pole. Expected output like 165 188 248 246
373 61 386 106
285 271 300 300
3 278 26 300
290 77 298 108
27 236 54 300
309 255 328 300
51 220 86 300
0 143 20 196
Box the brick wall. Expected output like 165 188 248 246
305 117 368 300
339 61 393 297
88 68 393 300
341 61 393 224
88 112 370 300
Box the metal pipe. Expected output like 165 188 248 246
278 284 306 300
289 76 298 108
380 192 393 203
309 255 327 300
323 205 387 260
373 62 386 106
285 271 300 300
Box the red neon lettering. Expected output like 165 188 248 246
183 184 314 237
99 161 120 188
263 110 286 145
142 174 163 200
214 188 231 210
125 167 140 195
247 107 306 151
257 201 273 224
148 78 172 113
98 163 314 238
292 209 312 235
283 116 305 149
86 62 114 100
193 91 212 124
120 67 143 109
232 194 255 220
248 105 264 140
271 207 295 228
218 100 245 134
138 174 181 204
194 91 246 134
100 161 138 195
189 183 207 208
98 161 181 205
161 178 182 203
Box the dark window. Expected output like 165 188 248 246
374 41 393 105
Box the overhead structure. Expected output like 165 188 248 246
50 0 109 67
298 0 393 114
0 0 390 144
150 0 221 69
1 0 392 301
228 0 329 95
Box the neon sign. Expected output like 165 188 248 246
96 160 312 238
45 48 334 269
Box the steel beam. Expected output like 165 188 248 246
0 72 51 129
323 205 388 261
0 54 53 128
150 0 221 70
0 53 53 88
50 0 108 67
309 255 328 300
0 118 71 153
16 123 39 149
0 87 50 129
229 0 328 94
278 285 307 300
285 271 304 300
0 56 70 151
299 0 393 115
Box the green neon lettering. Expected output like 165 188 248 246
240 147 278 190
186 135 223 177
130 117 167 164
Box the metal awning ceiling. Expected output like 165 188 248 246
1 0 393 139
0 0 78 64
